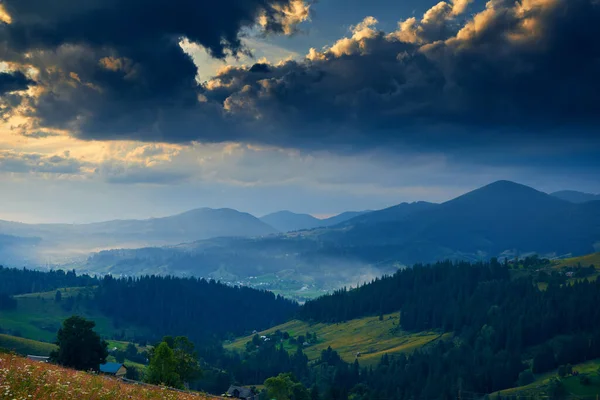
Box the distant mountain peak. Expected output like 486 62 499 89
481 180 538 191
451 180 553 202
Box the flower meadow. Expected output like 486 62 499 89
0 354 217 400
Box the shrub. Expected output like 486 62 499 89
518 369 535 386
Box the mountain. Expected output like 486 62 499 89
260 210 371 232
551 190 600 203
338 201 437 226
260 211 321 232
0 234 42 266
0 208 277 264
321 211 370 226
331 180 600 258
57 181 600 295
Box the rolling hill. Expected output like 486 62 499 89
260 211 323 232
0 287 149 342
259 210 370 232
224 313 447 366
78 181 600 295
0 207 277 265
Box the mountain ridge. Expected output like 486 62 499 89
260 209 370 232
551 190 600 204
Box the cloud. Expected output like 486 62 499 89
102 168 191 185
1 0 599 154
0 0 309 139
0 149 88 175
199 0 600 150
0 71 33 94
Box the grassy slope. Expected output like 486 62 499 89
225 313 448 366
0 287 149 342
0 353 216 400
553 252 600 269
493 359 600 397
524 252 600 290
0 333 57 356
0 334 147 373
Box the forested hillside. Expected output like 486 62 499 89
267 258 600 399
0 265 97 295
3 259 600 399
94 275 299 342
0 266 298 345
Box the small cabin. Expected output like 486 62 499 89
226 385 257 400
99 362 127 378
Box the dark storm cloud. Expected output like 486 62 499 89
1 0 599 150
0 70 33 94
0 0 309 139
202 0 600 149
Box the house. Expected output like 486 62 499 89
27 355 49 363
99 362 127 378
226 385 258 400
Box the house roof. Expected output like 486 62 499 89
227 385 253 398
27 355 49 362
100 362 126 374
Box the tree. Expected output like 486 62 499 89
145 342 182 388
310 385 320 400
125 342 138 360
50 316 108 371
114 350 126 363
265 373 310 400
172 336 202 385
126 365 140 381
547 378 566 400
532 345 556 373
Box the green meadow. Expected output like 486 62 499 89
225 313 448 366
0 333 57 356
493 359 600 397
0 287 149 342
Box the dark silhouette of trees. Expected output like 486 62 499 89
93 275 298 343
50 316 108 372
0 266 96 295
0 293 17 310
146 342 182 388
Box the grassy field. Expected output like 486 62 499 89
0 353 218 400
0 287 149 342
493 359 600 397
553 252 600 269
225 313 448 366
0 333 57 356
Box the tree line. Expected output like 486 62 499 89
0 265 97 296
93 274 299 343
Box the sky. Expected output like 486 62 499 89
0 0 599 223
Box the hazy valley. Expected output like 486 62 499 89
1 181 599 301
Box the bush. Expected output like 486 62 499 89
579 375 591 386
518 369 535 386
